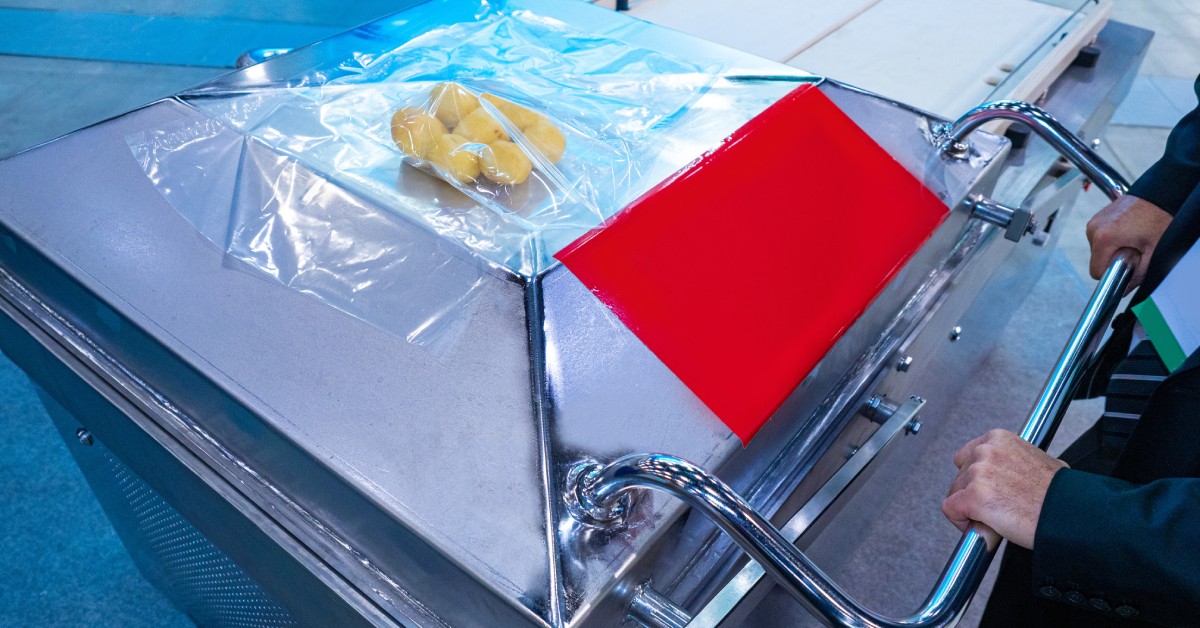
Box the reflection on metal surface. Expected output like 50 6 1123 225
643 209 1005 625
629 584 691 628
544 79 1008 626
937 100 1129 200
861 395 899 424
0 68 1008 628
0 264 417 625
569 399 926 626
582 252 1130 627
0 3 1144 624
969 195 1037 242
235 48 293 69
686 397 927 627
1021 251 1133 446
597 113 1136 628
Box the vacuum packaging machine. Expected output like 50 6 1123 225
0 0 1150 625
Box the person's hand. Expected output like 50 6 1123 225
1086 194 1171 290
942 429 1068 550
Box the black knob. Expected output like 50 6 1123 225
1005 125 1032 150
1072 45 1102 69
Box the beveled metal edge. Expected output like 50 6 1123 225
0 261 436 628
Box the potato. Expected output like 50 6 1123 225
481 93 543 129
453 107 510 144
522 120 566 164
427 133 481 184
429 82 480 127
480 141 533 185
391 107 446 158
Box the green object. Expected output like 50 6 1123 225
1133 297 1188 371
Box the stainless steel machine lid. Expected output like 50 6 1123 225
0 0 1011 624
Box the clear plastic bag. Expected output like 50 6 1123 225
127 0 813 344
184 15 720 274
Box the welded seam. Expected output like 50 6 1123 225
0 265 449 628
525 275 566 627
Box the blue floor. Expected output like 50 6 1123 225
0 1 418 159
0 8 342 67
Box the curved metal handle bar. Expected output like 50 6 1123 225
571 252 1135 627
938 100 1129 201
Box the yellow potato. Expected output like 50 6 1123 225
391 107 446 158
481 93 543 129
429 82 480 127
427 133 481 184
453 107 510 145
521 120 566 164
480 141 533 185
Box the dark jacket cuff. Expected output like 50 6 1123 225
1127 161 1199 217
1032 469 1200 624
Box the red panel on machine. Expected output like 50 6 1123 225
556 84 947 444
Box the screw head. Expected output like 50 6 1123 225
950 326 963 341
906 418 922 435
75 428 94 446
896 355 913 372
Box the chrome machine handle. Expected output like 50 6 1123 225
567 252 1133 627
937 100 1129 200
942 100 1131 244
625 395 926 627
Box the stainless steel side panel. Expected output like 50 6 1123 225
540 81 1010 624
0 100 549 626
0 81 1008 627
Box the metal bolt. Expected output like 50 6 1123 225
1092 138 1102 149
950 326 963 342
906 418 923 435
862 395 899 423
75 428 94 446
896 355 913 372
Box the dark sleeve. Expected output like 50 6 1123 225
1127 76 1200 215
1031 469 1200 624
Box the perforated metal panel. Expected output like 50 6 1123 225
33 378 303 628
95 449 298 627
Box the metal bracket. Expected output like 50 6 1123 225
935 100 1129 201
969 195 1037 242
621 396 926 627
861 394 899 423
